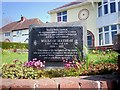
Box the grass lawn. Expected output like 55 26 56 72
2 50 28 64
87 51 118 64
1 49 118 64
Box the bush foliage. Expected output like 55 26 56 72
0 42 28 49
2 60 118 79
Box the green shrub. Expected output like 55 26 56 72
2 60 118 79
2 60 42 79
0 42 28 49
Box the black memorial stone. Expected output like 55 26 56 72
29 23 83 67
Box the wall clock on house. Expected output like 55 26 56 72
78 9 89 20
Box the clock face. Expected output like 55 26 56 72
78 9 89 20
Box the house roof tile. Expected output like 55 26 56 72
1 18 43 32
48 0 88 13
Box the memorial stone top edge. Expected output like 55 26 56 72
29 21 84 29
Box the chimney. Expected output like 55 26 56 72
21 15 27 21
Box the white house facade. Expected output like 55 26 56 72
12 29 29 43
48 0 120 48
96 0 120 46
0 16 43 43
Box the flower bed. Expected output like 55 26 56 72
1 49 119 79
2 60 118 79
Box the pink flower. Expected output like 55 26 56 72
43 61 45 64
34 62 39 67
40 62 43 67
24 62 28 66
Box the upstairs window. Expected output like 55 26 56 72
57 11 67 22
98 2 102 17
103 0 108 14
16 30 22 35
104 4 108 14
118 1 120 11
103 0 108 4
110 2 116 13
98 0 118 17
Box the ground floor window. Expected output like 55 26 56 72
4 32 10 37
98 24 119 46
87 30 94 48
99 28 103 45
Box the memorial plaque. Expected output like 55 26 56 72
29 23 84 67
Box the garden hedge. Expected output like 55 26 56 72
0 42 28 49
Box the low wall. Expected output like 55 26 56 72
1 74 120 90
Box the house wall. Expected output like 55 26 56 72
0 32 2 42
50 13 57 22
50 3 98 46
2 32 13 42
96 0 120 46
96 12 119 28
49 0 120 47
13 29 29 43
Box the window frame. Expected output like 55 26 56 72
110 1 116 13
98 2 102 17
57 11 67 22
118 1 120 11
103 26 110 45
98 24 118 46
4 32 10 37
103 0 109 15
98 0 118 17
111 25 117 42
99 28 104 45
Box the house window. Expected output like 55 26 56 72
99 28 103 45
98 25 118 46
111 25 117 42
87 30 94 48
17 31 22 35
103 0 109 15
110 0 115 1
22 34 28 36
110 2 116 13
4 32 10 37
57 11 67 22
104 4 108 14
118 1 120 11
104 26 110 44
111 24 117 30
98 2 102 17
103 0 108 4
87 36 93 47
119 24 120 29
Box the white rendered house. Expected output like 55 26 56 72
48 0 120 48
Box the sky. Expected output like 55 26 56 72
1 1 75 27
